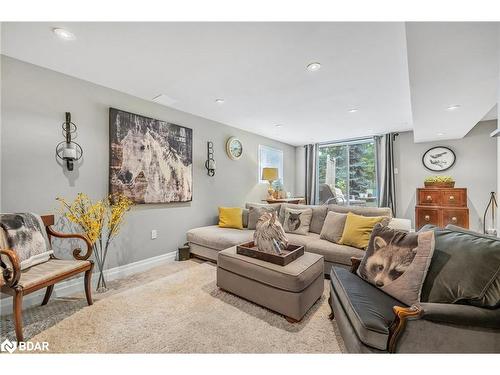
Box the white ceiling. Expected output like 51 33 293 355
1 22 498 146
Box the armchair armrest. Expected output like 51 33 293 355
417 302 500 329
46 226 93 261
0 248 21 287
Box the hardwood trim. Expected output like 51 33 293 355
41 215 55 227
46 226 93 260
0 249 21 287
387 305 422 353
350 257 362 274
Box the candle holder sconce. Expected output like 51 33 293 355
56 112 83 171
205 141 216 176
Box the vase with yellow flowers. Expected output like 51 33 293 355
57 193 132 292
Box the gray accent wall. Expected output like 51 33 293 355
395 121 497 231
0 56 296 269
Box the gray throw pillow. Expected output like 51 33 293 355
242 208 249 228
247 206 279 230
420 224 500 308
358 223 435 305
319 211 347 243
283 207 312 236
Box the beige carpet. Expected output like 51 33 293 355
30 261 345 353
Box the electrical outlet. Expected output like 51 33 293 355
394 168 399 175
151 230 158 240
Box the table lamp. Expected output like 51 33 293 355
262 167 279 198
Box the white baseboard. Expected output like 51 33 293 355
0 251 177 316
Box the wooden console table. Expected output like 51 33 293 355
264 197 305 204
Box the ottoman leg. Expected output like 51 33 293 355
285 316 301 323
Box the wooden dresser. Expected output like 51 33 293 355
415 187 469 230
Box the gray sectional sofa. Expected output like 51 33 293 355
186 202 410 275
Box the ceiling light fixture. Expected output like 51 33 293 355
306 62 321 72
437 132 445 136
348 108 359 113
275 124 283 128
215 99 225 104
446 104 461 111
53 28 76 41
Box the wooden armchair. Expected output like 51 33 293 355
0 215 94 342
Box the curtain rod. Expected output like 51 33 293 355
306 132 399 147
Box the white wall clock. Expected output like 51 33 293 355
422 146 456 172
226 137 243 160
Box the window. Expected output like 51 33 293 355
317 139 377 206
258 145 284 183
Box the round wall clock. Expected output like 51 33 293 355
422 146 456 172
226 137 243 160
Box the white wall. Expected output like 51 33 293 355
395 121 497 231
1 56 296 269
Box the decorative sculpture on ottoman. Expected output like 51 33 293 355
254 211 288 254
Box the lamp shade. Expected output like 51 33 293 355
262 167 279 181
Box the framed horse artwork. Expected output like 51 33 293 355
109 108 193 203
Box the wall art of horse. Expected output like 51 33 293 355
109 108 193 203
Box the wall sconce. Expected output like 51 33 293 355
56 112 83 171
205 141 216 176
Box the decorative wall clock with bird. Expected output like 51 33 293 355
422 146 456 172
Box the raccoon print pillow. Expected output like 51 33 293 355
357 223 435 305
283 208 313 236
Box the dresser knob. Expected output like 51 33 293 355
424 215 430 221
449 196 455 200
451 216 457 222
426 195 432 201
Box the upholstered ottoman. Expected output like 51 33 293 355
217 246 324 322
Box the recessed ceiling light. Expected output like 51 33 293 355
446 104 461 111
348 108 359 113
215 99 225 104
306 62 321 72
437 132 445 136
152 94 177 106
53 28 76 41
275 124 283 128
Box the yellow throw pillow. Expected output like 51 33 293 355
218 207 243 229
339 212 388 249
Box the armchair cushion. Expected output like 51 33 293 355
330 266 404 350
18 258 91 289
420 225 500 308
418 302 500 329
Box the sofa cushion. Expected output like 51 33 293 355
278 203 328 234
320 211 347 243
218 207 243 229
286 232 320 247
330 266 403 350
420 225 500 308
339 212 389 250
307 238 365 266
218 246 324 292
328 204 393 218
186 225 254 251
283 207 312 235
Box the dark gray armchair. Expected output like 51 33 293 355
328 261 500 353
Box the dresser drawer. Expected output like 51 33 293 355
417 189 442 206
415 207 440 229
442 209 469 228
441 189 467 207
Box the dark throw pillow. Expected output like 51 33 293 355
420 224 500 308
358 223 435 305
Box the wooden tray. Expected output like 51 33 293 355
236 241 304 266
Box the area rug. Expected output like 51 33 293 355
30 262 345 353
